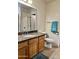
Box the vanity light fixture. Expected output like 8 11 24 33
28 0 32 4
21 0 32 4
23 0 28 2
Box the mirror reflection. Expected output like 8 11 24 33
18 3 37 32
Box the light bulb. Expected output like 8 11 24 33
28 0 32 4
23 0 27 2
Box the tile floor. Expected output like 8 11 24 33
42 47 60 59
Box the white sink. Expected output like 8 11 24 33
24 35 36 38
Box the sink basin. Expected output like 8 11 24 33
24 35 36 38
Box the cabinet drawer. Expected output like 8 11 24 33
18 41 28 49
39 36 45 39
29 38 38 58
39 36 45 42
29 38 38 44
38 35 45 52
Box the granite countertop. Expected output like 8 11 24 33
18 32 45 43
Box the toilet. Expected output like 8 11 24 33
45 37 60 48
45 38 54 48
39 32 60 48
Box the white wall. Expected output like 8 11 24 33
32 0 46 32
18 0 46 32
45 0 60 45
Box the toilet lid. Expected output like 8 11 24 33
45 38 54 42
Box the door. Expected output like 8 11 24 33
18 41 29 59
29 38 38 58
38 35 45 52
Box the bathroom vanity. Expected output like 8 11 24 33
18 33 45 59
18 1 45 59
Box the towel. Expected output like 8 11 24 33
51 21 58 33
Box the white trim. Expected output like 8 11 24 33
18 0 36 10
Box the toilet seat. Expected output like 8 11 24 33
45 38 54 48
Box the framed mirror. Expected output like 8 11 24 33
18 2 37 32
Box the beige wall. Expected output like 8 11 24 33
46 0 60 19
32 0 46 32
45 0 60 45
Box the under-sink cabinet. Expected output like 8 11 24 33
18 35 45 59
38 36 45 52
28 38 38 58
18 41 29 59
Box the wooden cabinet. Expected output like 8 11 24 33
18 41 29 59
18 35 45 59
28 38 38 58
38 35 45 52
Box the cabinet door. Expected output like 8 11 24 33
38 35 45 52
18 41 29 59
29 38 38 58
